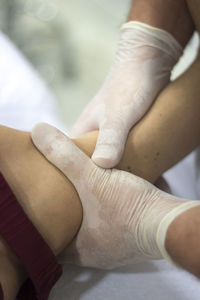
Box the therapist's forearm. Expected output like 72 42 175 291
128 0 194 47
166 206 200 278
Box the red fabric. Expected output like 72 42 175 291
0 173 62 300
0 284 3 300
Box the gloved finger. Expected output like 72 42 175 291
92 123 130 168
32 123 95 186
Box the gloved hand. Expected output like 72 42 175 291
32 123 199 269
71 21 182 168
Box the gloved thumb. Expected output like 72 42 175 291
92 124 129 168
32 123 95 186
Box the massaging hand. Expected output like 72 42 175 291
71 21 182 168
32 123 199 269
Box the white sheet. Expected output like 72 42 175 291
0 33 199 300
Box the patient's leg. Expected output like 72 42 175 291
1 52 200 298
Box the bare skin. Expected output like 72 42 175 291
186 0 200 33
0 128 82 300
76 55 200 183
163 0 200 279
166 206 200 278
128 0 194 47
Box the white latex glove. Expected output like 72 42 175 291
32 123 199 269
71 21 182 168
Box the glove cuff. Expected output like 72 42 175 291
121 21 183 61
156 201 200 267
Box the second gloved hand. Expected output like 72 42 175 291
71 21 182 168
32 123 199 269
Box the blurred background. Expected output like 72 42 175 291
0 0 198 129
0 0 131 128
